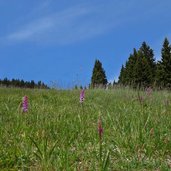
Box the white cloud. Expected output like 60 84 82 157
8 17 53 41
7 4 99 44
4 1 135 45
4 0 169 45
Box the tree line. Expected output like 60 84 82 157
118 38 171 88
0 78 49 89
1 38 171 90
90 37 171 89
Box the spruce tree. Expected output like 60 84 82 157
118 42 156 88
156 38 171 87
91 59 107 88
118 65 125 84
139 42 156 85
133 49 153 88
126 49 138 86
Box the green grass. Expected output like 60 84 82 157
0 87 171 170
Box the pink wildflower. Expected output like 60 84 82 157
98 117 103 140
80 89 85 103
22 96 28 112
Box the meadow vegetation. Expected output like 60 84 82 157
0 87 171 170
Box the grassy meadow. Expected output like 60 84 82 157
0 87 171 170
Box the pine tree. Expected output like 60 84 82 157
118 49 139 87
132 50 151 88
3 77 10 87
38 81 42 88
91 59 107 88
30 80 35 88
126 49 138 85
118 65 125 84
118 42 156 88
156 38 171 87
139 42 156 85
156 62 162 87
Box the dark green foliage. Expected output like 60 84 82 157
118 65 126 84
125 49 138 86
156 38 171 87
0 78 49 89
118 42 156 88
139 42 156 84
91 59 107 88
30 80 35 89
118 38 171 89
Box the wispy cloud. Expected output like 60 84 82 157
6 3 119 44
4 0 168 45
8 17 53 41
2 1 131 45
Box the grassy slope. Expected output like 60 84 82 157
0 88 171 170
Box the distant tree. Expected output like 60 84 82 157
30 80 35 88
3 77 10 87
156 38 171 87
136 51 152 87
20 79 25 88
25 81 30 88
126 49 138 85
139 42 156 85
41 82 46 89
118 65 126 84
118 49 138 86
118 42 156 88
91 59 107 88
15 79 20 87
0 77 49 89
11 79 15 87
38 81 42 88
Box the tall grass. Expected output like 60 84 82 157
0 88 171 170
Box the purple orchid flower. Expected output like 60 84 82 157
80 89 85 103
22 96 28 112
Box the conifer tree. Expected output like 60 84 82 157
0 77 49 89
139 42 156 85
135 51 150 87
118 65 125 84
126 49 138 85
156 38 171 87
91 59 107 88
118 42 156 88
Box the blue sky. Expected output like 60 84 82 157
0 0 171 88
